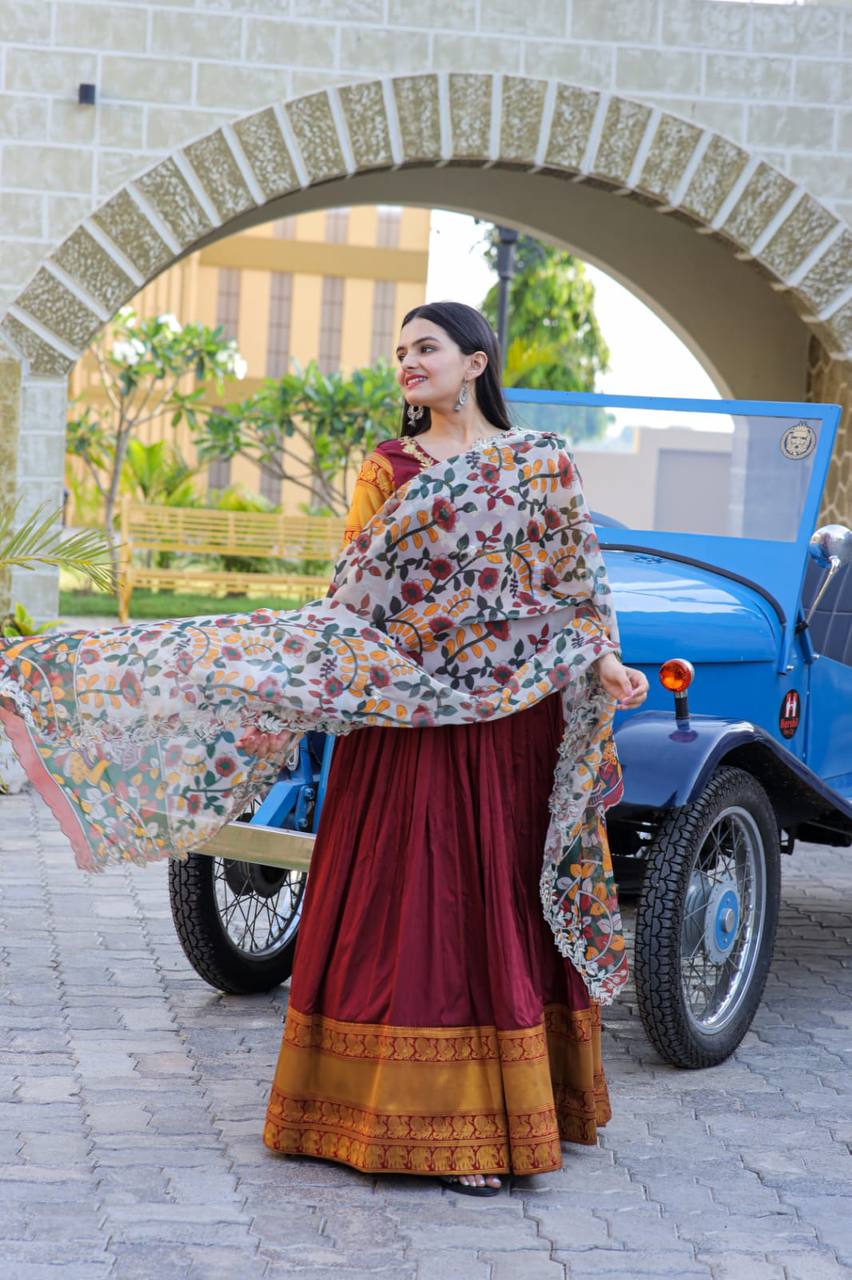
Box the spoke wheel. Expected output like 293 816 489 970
214 858 305 960
634 767 780 1069
169 852 306 994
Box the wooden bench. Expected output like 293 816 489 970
117 498 346 623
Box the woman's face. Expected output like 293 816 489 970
395 317 485 407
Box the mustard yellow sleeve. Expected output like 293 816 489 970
342 452 395 547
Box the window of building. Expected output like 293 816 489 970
325 208 350 244
376 205 402 249
259 461 281 506
371 280 397 365
266 272 293 377
318 277 344 373
207 456 231 493
216 267 241 341
273 216 296 239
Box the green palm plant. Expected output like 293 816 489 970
0 500 115 600
120 438 201 508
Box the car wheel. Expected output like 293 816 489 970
633 766 780 1069
168 851 307 994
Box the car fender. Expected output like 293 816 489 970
613 711 852 840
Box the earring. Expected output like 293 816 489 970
453 380 469 413
407 402 424 428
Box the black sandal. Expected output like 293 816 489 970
438 1175 502 1197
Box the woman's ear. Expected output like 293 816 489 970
467 350 488 378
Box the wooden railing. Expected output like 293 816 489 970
117 497 346 623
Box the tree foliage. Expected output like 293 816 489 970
481 231 611 442
195 360 401 516
67 306 245 575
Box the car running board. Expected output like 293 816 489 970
191 821 315 872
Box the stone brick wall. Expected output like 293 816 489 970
809 339 852 526
3 0 852 321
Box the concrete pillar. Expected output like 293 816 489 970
809 339 852 528
0 352 22 618
0 341 67 621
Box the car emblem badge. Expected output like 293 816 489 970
779 689 800 738
780 422 817 460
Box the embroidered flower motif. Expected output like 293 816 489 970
527 519 543 542
257 677 279 701
429 615 454 635
324 676 344 697
543 566 560 589
485 620 509 641
430 557 453 580
401 582 424 604
432 497 456 532
411 704 435 727
187 794 202 815
215 755 236 777
369 665 391 688
478 567 499 590
544 508 561 531
119 671 142 706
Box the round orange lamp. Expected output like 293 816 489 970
659 658 695 720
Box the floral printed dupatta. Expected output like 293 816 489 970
0 430 627 1002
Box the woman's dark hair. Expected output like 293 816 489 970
398 301 514 437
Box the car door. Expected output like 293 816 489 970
802 558 852 800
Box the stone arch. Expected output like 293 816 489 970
2 74 851 377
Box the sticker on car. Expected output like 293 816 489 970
780 423 817 460
779 689 801 738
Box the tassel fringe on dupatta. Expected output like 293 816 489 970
0 431 627 1002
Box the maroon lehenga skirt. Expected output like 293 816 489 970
264 693 610 1177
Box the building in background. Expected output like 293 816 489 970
69 204 430 512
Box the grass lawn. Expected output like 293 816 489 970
60 587 306 621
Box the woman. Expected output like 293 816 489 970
261 302 649 1195
0 301 646 1196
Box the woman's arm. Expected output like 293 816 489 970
342 453 395 544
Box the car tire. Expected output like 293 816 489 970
168 851 306 995
634 765 781 1069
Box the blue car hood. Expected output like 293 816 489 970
604 549 779 663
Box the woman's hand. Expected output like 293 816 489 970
594 651 649 711
237 726 292 761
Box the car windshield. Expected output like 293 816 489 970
507 398 823 544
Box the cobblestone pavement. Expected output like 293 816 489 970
1 787 851 1280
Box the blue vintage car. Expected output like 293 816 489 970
168 391 852 1070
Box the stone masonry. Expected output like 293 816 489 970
1 786 851 1278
